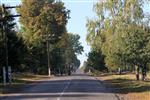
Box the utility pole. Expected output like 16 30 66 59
1 4 21 83
43 34 54 77
2 4 9 83
43 34 61 76
46 38 51 76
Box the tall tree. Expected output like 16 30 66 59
86 0 150 80
62 33 83 75
17 0 70 74
0 5 27 81
17 0 70 47
67 33 84 55
86 50 107 72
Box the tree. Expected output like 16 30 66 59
0 5 28 82
63 33 83 75
67 33 84 55
113 24 150 80
86 50 107 72
68 33 83 71
17 0 70 74
17 0 70 47
86 0 150 80
53 33 83 75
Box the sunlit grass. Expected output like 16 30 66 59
98 72 150 100
13 73 52 81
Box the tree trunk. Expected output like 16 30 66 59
141 64 147 81
135 65 140 81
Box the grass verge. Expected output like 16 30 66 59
97 73 150 100
0 73 52 95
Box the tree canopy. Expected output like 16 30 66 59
18 0 70 47
16 0 83 75
86 0 150 80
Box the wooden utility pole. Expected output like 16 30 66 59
43 34 55 76
46 38 51 76
1 4 20 83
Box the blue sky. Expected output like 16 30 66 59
64 1 95 66
0 0 149 66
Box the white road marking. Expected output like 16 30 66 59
56 79 72 100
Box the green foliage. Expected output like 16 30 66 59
1 1 83 76
15 0 71 75
0 5 28 79
67 33 84 55
18 0 70 47
86 50 107 72
63 33 83 74
86 0 150 72
48 33 83 75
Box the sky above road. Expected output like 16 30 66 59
64 0 96 66
0 0 150 67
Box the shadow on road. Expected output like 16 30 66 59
1 76 116 100
5 79 109 94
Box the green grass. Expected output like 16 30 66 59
98 73 150 100
104 78 150 93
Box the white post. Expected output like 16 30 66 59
89 69 91 73
48 67 51 77
3 67 6 85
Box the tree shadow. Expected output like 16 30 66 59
3 79 111 94
103 78 150 94
1 78 116 99
1 75 149 100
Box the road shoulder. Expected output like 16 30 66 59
95 73 150 100
95 77 123 100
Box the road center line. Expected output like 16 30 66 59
56 79 72 100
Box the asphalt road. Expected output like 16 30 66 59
1 73 119 100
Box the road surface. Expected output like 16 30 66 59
1 74 119 100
